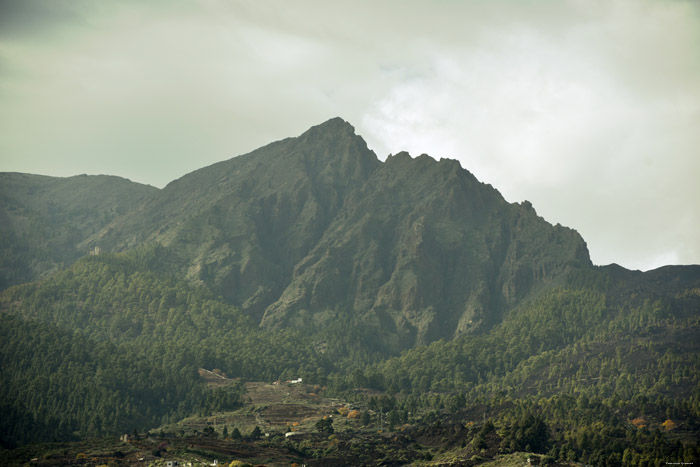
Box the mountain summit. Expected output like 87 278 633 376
1 118 595 347
81 118 378 319
260 146 592 345
45 118 587 347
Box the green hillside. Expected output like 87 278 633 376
0 173 157 290
0 249 322 447
1 248 698 464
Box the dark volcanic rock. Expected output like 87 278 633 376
260 150 591 347
87 118 380 321
3 118 594 346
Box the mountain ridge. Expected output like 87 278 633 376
1 118 699 463
0 172 157 290
0 117 693 349
87 117 592 345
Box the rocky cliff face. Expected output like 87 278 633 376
4 118 593 347
259 149 591 347
88 118 381 321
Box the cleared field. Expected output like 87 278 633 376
162 380 352 438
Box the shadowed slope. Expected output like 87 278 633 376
261 152 591 347
0 172 157 290
87 118 380 320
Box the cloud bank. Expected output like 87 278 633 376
1 0 698 271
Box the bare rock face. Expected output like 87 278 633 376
88 118 381 322
5 118 592 348
257 144 591 349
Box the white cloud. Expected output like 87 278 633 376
358 1 700 270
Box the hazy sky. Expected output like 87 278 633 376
1 0 699 271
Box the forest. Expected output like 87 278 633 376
1 246 698 465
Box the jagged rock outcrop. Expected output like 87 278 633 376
259 150 591 346
3 118 593 346
87 118 380 320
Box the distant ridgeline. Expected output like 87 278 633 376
1 119 698 464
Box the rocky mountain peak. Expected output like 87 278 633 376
293 117 379 175
300 116 356 138
4 118 597 347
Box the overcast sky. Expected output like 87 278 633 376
1 0 699 271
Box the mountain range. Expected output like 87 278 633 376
3 118 606 346
1 118 698 464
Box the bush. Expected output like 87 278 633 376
316 417 334 434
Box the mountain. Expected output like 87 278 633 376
1 118 694 349
0 173 157 290
65 118 590 348
260 151 590 347
84 118 380 322
1 118 699 464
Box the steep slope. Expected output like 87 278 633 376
87 118 380 320
80 119 592 344
369 265 700 393
0 173 157 290
5 118 692 352
261 151 592 347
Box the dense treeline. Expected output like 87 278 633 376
1 247 699 464
355 288 700 398
0 314 215 446
1 248 335 379
325 286 700 465
0 248 327 447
